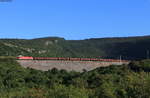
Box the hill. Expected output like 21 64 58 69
0 35 150 60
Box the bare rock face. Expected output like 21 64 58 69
45 41 53 46
17 60 129 72
45 40 58 46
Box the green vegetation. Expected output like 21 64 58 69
1 36 150 60
0 58 150 97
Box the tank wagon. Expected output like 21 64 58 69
17 56 128 63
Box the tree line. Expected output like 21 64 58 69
0 57 150 97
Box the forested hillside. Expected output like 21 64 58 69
1 35 150 60
1 57 150 97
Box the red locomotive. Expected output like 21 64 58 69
16 56 33 60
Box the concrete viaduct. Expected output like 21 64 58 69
17 60 129 72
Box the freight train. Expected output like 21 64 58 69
16 56 128 62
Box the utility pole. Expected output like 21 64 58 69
120 55 122 64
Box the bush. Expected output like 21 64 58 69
129 59 150 72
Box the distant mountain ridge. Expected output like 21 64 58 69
1 35 150 60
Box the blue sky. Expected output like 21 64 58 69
0 0 150 40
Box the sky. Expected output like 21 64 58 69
0 0 150 40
